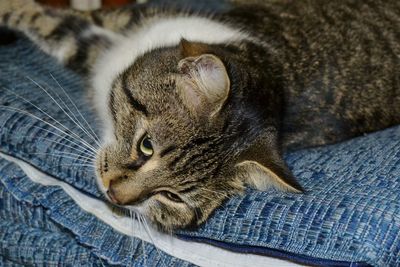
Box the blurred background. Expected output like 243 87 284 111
36 0 142 10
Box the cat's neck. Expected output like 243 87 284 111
92 15 250 142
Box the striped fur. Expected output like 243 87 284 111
0 0 120 74
1 0 399 231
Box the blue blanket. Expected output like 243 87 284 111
0 28 399 266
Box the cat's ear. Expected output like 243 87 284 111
176 41 230 116
179 38 209 57
236 132 304 193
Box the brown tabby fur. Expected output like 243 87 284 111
1 0 399 231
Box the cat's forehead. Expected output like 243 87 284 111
122 52 178 98
111 46 229 144
129 47 180 77
123 78 184 119
112 71 199 140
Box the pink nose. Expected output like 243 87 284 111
107 186 120 204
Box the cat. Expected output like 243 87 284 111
0 0 399 231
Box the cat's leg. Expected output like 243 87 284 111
0 0 123 74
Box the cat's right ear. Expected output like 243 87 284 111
176 40 230 117
235 131 304 193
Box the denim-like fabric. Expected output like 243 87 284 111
0 23 400 267
0 159 194 267
0 169 104 266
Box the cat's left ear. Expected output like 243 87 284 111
236 132 304 193
176 40 230 116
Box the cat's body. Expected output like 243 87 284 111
1 0 399 230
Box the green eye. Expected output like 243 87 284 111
139 134 153 157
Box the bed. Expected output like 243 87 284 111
0 13 399 267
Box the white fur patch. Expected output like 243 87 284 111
91 16 250 144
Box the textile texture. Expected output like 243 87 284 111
0 20 399 267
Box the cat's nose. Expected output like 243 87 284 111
107 179 146 205
101 170 123 188
107 187 120 204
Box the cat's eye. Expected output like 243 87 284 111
139 134 153 157
160 191 183 203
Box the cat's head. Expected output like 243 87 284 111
96 39 303 231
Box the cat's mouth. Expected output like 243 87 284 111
106 185 119 203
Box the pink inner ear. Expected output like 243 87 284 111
178 58 195 75
177 54 230 114
197 57 216 71
179 78 203 108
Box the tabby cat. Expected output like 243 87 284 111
1 0 399 231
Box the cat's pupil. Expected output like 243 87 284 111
139 135 153 156
142 137 152 149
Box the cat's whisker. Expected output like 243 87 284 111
129 210 135 266
128 210 145 267
44 83 102 149
18 133 97 158
31 126 98 157
185 196 212 224
110 205 120 219
16 135 94 158
186 193 213 202
3 87 98 153
49 73 101 145
45 73 102 147
4 77 100 155
36 136 96 159
0 105 98 154
131 211 145 265
139 214 167 267
25 77 102 148
199 187 229 198
33 155 95 167
47 163 95 169
2 95 99 155
138 215 155 266
138 212 148 266
32 152 95 162
12 83 100 154
190 203 201 223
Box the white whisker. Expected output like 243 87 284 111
47 163 95 169
24 77 101 150
31 125 97 156
0 105 98 154
33 155 95 166
2 93 98 154
32 152 95 162
42 74 101 146
139 214 166 267
50 73 101 145
17 132 97 158
133 211 148 266
199 187 229 198
129 210 138 266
